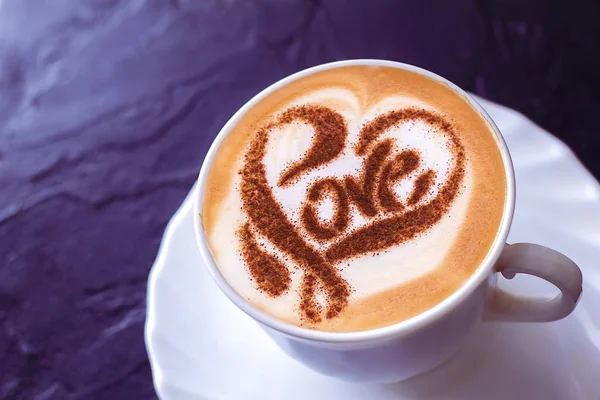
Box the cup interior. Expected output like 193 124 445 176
193 59 516 344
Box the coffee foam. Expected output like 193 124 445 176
203 66 506 332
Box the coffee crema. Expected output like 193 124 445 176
202 66 506 332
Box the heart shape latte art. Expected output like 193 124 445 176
238 104 465 323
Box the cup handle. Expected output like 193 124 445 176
483 243 583 322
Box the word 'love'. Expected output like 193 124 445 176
238 105 465 323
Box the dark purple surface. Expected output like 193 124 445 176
1 0 599 398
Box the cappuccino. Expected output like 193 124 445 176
202 66 506 332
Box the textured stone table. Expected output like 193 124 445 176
1 0 599 399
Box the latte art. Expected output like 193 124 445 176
203 66 506 332
239 105 465 323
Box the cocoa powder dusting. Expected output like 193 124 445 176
239 223 291 296
301 178 349 241
277 105 348 187
356 108 456 155
344 139 392 217
300 274 321 323
240 108 350 322
325 109 465 263
239 105 465 324
408 169 436 205
378 150 420 212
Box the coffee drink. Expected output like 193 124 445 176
202 66 506 332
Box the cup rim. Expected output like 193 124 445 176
193 59 516 344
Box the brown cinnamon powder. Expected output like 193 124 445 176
344 139 392 217
301 178 349 241
326 109 465 263
408 169 436 205
239 105 465 323
277 105 348 187
378 150 420 212
356 108 456 155
240 108 350 322
239 223 291 296
299 273 321 323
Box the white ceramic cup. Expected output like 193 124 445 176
193 59 583 383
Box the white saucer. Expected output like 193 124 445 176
145 96 600 400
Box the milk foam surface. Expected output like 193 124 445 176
202 66 506 332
